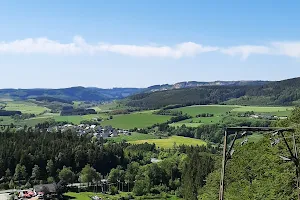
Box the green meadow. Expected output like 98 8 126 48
108 132 159 142
101 112 171 129
3 101 49 115
231 106 293 116
173 105 237 117
54 114 107 124
129 136 207 148
173 105 292 117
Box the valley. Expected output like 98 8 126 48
0 77 299 200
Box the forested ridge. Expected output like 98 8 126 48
126 77 300 109
0 87 141 101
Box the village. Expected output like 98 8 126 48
47 124 131 139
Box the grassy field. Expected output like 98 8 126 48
231 106 293 116
90 101 126 113
0 116 52 126
173 105 293 117
2 101 49 115
170 116 222 127
108 132 158 142
54 114 107 124
101 112 171 129
129 136 206 148
173 105 237 117
65 192 181 200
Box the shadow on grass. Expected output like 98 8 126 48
62 195 76 200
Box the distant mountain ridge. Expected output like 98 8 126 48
0 80 269 102
0 87 142 101
145 80 269 92
126 77 300 109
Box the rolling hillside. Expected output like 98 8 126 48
144 80 269 92
0 87 142 101
126 77 300 109
0 80 268 102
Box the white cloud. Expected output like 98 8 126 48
221 45 270 59
271 42 300 58
1 36 300 59
0 36 218 58
0 37 81 54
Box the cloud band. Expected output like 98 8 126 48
0 36 300 59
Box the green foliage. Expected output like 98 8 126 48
9 180 15 189
46 159 55 177
47 176 55 183
110 185 119 195
133 179 150 196
181 152 215 200
80 164 99 183
13 164 27 181
31 164 41 181
58 166 75 183
199 138 297 199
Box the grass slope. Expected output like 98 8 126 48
231 106 293 116
54 114 106 124
101 112 171 129
108 132 158 142
129 136 206 148
3 101 49 115
173 105 237 117
170 116 222 127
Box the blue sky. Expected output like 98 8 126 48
1 0 300 88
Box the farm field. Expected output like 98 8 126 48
2 101 50 115
101 112 171 129
53 114 107 124
0 116 52 126
173 105 237 117
170 116 222 127
129 136 207 148
108 132 158 142
231 106 293 116
90 101 125 113
174 105 292 117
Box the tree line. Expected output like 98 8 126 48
0 127 217 199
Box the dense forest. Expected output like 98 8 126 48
126 77 300 109
0 127 217 199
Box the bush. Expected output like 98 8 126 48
0 183 9 190
110 186 118 195
47 176 55 183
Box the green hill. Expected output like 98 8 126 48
126 77 300 109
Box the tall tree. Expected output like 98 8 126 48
79 164 98 185
58 166 75 184
31 165 40 181
46 160 55 177
13 164 27 182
